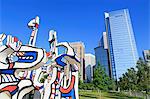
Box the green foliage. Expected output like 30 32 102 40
40 73 49 83
93 62 115 91
118 58 150 93
40 78 45 83
136 58 150 93
79 90 142 99
118 68 138 91
43 73 49 79
79 82 95 90
79 62 116 91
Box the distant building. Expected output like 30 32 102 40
94 32 111 77
69 42 85 81
143 50 150 64
85 53 95 82
104 9 139 80
94 46 110 76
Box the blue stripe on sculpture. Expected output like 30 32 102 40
0 69 15 75
17 51 37 63
55 54 79 67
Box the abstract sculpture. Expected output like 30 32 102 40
0 16 79 99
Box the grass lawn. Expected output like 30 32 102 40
79 90 143 99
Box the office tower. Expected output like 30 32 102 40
143 50 150 65
94 32 111 77
85 53 95 82
69 42 85 81
105 9 139 80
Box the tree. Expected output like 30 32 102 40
118 73 129 90
118 58 150 93
126 68 137 91
93 62 115 91
136 58 150 93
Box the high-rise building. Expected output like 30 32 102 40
69 42 85 81
94 32 111 77
105 9 139 80
85 53 95 82
143 50 150 65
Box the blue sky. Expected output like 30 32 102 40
0 0 149 57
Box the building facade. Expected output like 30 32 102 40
143 50 150 65
69 42 85 81
105 9 139 80
94 46 110 77
94 32 111 77
85 53 95 82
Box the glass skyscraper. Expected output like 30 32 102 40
94 32 111 77
94 46 110 76
105 9 139 80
